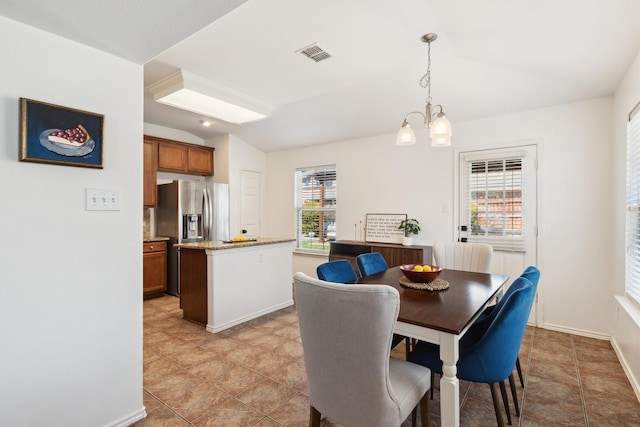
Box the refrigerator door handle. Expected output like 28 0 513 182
203 187 211 240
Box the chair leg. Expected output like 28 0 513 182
489 383 506 427
508 373 520 416
516 356 524 388
499 380 512 425
309 405 321 427
430 371 435 399
405 337 411 358
420 391 431 427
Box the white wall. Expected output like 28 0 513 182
454 98 614 337
266 97 614 338
612 47 640 399
0 17 145 426
225 135 267 237
209 134 231 184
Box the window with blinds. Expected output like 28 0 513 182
464 156 525 251
626 101 640 304
295 165 337 252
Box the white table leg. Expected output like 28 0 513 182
439 333 460 427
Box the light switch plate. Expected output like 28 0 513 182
86 188 121 211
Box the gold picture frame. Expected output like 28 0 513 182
20 98 104 168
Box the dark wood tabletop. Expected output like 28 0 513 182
356 267 508 335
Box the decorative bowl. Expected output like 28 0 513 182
399 264 443 283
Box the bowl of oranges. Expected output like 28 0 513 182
399 264 442 283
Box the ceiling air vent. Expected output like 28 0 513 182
297 44 332 62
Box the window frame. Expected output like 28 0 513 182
625 100 640 304
294 165 337 253
460 150 527 252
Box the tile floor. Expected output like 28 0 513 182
137 296 640 426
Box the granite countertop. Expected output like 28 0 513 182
144 236 171 243
175 237 294 250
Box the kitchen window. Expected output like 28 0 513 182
626 100 640 304
295 165 337 253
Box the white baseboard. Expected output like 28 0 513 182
206 299 295 333
107 407 146 427
538 322 611 341
611 336 640 402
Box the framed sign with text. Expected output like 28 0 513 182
365 213 407 244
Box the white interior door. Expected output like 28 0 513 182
457 144 539 324
240 170 261 237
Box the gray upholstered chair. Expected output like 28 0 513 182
432 241 493 273
293 272 431 427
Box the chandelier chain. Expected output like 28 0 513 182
419 39 432 104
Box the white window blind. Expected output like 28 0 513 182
294 165 337 252
464 155 525 252
626 101 640 304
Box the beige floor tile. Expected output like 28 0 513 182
249 350 300 378
212 364 267 396
187 355 238 383
275 360 308 392
192 398 263 427
164 381 232 422
253 417 286 426
236 377 298 415
267 393 311 427
583 388 640 426
133 404 190 426
141 295 638 427
273 339 304 361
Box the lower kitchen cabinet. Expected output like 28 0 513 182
143 241 167 299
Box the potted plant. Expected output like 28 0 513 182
398 218 420 246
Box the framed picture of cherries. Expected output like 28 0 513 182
19 98 104 168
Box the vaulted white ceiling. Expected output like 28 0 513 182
2 0 639 152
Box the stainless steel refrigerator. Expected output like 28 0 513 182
156 180 230 296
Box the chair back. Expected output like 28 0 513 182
433 241 493 273
470 273 535 338
521 265 540 288
356 252 389 277
458 277 535 383
293 272 407 426
316 259 358 283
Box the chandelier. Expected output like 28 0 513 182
396 33 452 147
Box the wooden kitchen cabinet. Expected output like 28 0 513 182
153 136 214 176
143 138 158 207
143 241 167 299
178 248 208 325
188 145 215 175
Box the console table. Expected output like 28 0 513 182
329 240 432 275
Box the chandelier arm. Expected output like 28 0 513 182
402 111 427 126
430 104 446 117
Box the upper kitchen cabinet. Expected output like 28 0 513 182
143 138 158 207
154 136 214 176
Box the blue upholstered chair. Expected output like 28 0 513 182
408 276 535 427
356 252 389 277
294 272 432 427
316 259 358 283
478 266 540 390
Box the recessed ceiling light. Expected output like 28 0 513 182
200 120 212 127
147 70 272 125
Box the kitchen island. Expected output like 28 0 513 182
175 238 294 333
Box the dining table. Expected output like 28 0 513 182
357 266 509 427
